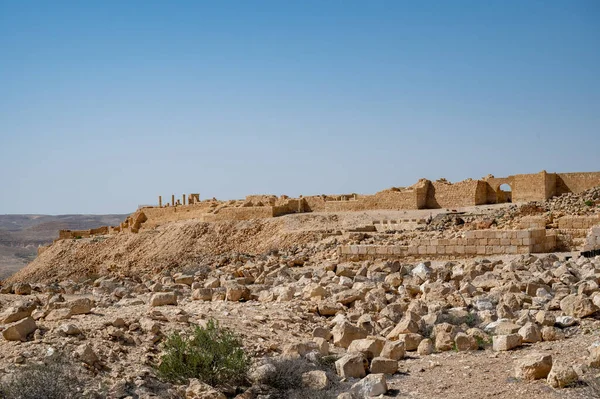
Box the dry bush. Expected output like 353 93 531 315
0 354 89 399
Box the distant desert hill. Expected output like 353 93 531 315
0 214 127 279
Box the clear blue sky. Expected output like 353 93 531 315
1 1 599 214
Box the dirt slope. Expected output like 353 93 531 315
7 217 322 284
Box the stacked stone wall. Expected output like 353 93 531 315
557 216 600 230
425 180 486 209
555 172 600 196
519 216 546 229
338 228 554 260
512 172 550 202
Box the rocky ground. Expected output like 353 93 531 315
0 190 599 398
3 252 600 398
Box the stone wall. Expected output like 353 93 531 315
512 171 552 202
58 226 109 240
425 180 487 209
203 206 274 221
555 172 600 196
51 170 599 241
519 216 546 229
557 216 600 230
338 228 555 260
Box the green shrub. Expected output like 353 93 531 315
474 335 493 349
0 354 87 399
585 200 594 207
465 312 477 327
157 319 250 386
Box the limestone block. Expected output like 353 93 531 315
369 357 398 374
335 353 367 378
150 292 177 306
493 334 522 351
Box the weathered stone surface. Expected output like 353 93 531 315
417 338 434 355
541 326 565 342
518 322 542 343
560 294 598 318
547 362 578 388
45 308 72 321
332 322 367 349
493 334 522 351
350 374 388 397
13 283 31 295
64 298 94 315
397 333 424 351
1 301 37 324
369 357 398 374
335 353 368 378
192 288 213 301
186 378 226 399
75 343 99 366
454 332 477 351
588 345 600 368
515 353 552 380
347 338 385 360
58 323 81 335
174 274 194 286
2 317 37 341
386 312 422 339
380 340 405 360
535 311 556 326
302 370 329 390
150 292 177 307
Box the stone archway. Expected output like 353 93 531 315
496 183 512 203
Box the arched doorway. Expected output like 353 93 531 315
497 184 512 203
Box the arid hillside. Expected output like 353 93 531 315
0 188 599 398
0 214 127 279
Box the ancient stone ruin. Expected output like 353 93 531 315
50 170 600 259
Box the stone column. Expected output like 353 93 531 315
172 194 175 207
158 196 162 207
183 194 186 206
